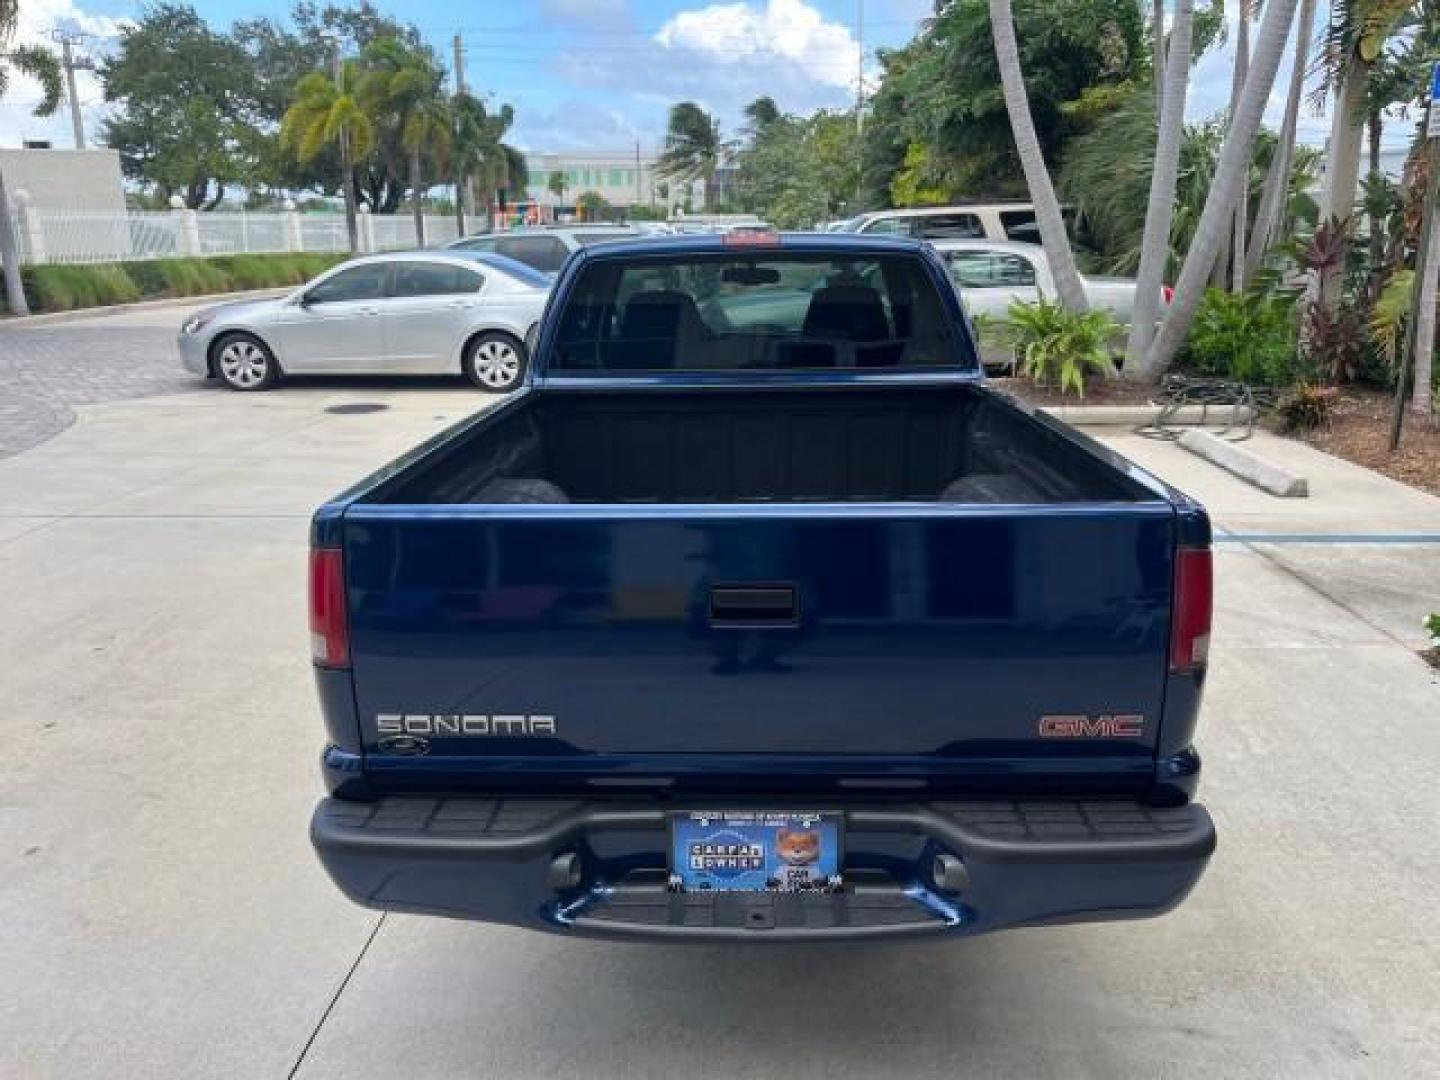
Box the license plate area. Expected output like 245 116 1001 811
669 811 843 893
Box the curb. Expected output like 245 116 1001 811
0 288 289 327
1178 429 1308 497
1042 404 1259 426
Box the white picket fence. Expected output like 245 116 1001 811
4 204 465 266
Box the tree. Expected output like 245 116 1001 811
1247 0 1319 277
989 0 1090 311
359 37 450 246
1141 0 1301 380
449 93 521 233
1126 0 1194 374
234 2 426 207
1 0 62 315
99 4 255 208
548 170 569 202
575 191 612 222
861 0 1150 205
656 101 723 192
280 64 375 250
736 109 860 227
743 95 781 131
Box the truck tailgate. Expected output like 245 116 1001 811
341 503 1177 788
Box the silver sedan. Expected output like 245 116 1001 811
178 251 551 392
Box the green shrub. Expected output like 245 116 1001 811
6 252 352 315
1181 287 1299 386
1000 298 1120 397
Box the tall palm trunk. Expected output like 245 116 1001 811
0 165 30 316
1320 57 1371 227
1126 0 1194 377
988 0 1089 312
1142 0 1300 380
1231 1 1251 292
1246 0 1315 278
410 149 426 248
454 167 466 237
339 131 359 254
1153 0 1166 113
1413 234 1437 420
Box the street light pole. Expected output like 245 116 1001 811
51 30 94 150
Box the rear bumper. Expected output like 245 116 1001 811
311 796 1215 941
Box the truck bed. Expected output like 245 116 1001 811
368 385 1149 507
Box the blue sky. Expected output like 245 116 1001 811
1 0 1406 157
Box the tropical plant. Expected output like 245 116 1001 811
1425 612 1440 646
734 108 860 227
1125 0 1193 374
1369 268 1414 369
988 0 1090 311
358 37 450 246
656 102 723 190
575 191 612 222
547 170 568 202
1298 216 1371 383
1 0 62 315
1140 0 1301 380
281 64 375 251
1275 383 1338 432
1003 299 1121 396
1179 288 1299 385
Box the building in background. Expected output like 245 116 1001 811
0 147 125 213
518 150 705 217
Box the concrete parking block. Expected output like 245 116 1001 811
1177 429 1308 497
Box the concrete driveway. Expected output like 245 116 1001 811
1 302 1438 1078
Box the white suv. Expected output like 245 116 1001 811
838 204 1055 244
446 225 640 274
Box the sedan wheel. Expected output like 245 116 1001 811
213 334 277 391
465 333 526 392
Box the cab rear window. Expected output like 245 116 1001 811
550 254 971 373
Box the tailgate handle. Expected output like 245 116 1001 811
709 584 798 627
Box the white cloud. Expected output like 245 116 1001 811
0 0 130 149
656 0 861 92
550 0 865 143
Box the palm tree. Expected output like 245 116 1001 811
1230 1 1253 291
547 170 568 203
359 38 450 247
281 65 375 252
987 0 1088 312
1 0 62 315
1247 0 1319 278
1141 0 1301 379
1126 0 1195 375
656 102 722 201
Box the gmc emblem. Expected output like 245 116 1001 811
1038 714 1145 738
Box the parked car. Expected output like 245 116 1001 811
445 225 641 274
929 239 1171 371
307 233 1216 943
838 202 1061 243
178 251 550 393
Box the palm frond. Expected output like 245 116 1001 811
9 43 62 116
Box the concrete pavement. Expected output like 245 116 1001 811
1 317 1438 1078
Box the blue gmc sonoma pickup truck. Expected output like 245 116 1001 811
307 233 1216 941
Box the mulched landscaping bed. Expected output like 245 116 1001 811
990 377 1159 408
1288 386 1440 499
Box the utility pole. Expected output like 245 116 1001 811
452 33 472 230
1389 62 1440 450
50 29 95 150
324 34 359 253
635 141 642 211
854 0 864 206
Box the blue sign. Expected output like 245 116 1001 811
1433 61 1440 99
670 811 842 893
1431 64 1440 138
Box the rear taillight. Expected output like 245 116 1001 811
1161 285 1175 305
309 547 350 668
1170 547 1212 673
